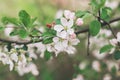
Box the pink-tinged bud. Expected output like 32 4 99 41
70 33 76 39
76 18 83 26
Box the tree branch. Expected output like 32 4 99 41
0 38 43 45
75 17 120 34
0 17 120 45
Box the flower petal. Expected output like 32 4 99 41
53 37 59 43
64 10 71 19
54 42 63 51
67 19 73 28
57 31 67 39
61 17 68 27
67 29 74 35
54 25 64 32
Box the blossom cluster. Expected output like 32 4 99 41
44 10 83 55
90 29 112 59
0 10 83 75
0 46 39 76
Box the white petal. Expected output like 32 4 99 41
109 39 118 46
54 43 63 51
62 40 68 48
10 53 18 62
64 10 71 19
57 31 67 39
53 37 59 43
54 25 64 32
66 46 76 54
69 12 75 19
61 17 68 26
71 39 80 45
9 60 14 71
67 29 74 35
67 19 73 28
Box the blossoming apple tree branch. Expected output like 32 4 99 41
0 17 120 45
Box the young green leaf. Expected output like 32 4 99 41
31 29 40 36
1 17 19 25
10 29 19 36
101 7 112 21
42 37 53 44
90 0 106 11
0 26 5 31
100 44 114 54
42 29 56 38
75 11 88 17
19 10 30 27
44 50 52 61
18 29 28 38
89 20 101 36
55 19 61 24
113 50 120 60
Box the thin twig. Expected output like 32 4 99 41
75 17 120 34
0 38 43 45
87 31 90 56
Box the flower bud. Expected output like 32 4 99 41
76 18 83 26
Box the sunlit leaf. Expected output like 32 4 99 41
89 20 101 36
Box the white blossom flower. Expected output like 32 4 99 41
55 10 63 19
64 10 75 19
8 59 14 71
109 38 118 46
53 37 68 51
73 74 84 80
54 17 74 37
92 60 101 72
16 63 39 76
0 53 9 64
10 53 18 62
103 74 112 80
109 32 120 47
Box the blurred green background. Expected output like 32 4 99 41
0 0 120 80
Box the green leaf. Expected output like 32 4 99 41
100 44 114 54
10 30 19 36
29 76 36 80
0 26 5 31
90 0 106 12
89 20 101 36
75 11 88 17
55 19 61 24
18 29 28 38
19 10 30 27
114 50 120 60
42 37 53 44
101 7 112 21
31 29 40 36
111 66 117 74
22 45 28 50
44 50 52 61
1 17 19 25
42 29 56 38
7 43 12 52
31 17 37 24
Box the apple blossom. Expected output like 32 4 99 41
64 10 75 19
109 32 120 46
